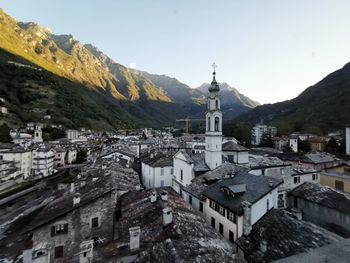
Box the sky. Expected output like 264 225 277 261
1 0 350 104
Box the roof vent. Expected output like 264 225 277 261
150 191 157 203
160 191 168 201
73 193 81 206
163 207 173 226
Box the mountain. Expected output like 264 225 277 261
0 9 258 129
232 62 350 135
197 82 260 119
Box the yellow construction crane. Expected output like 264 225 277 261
176 116 205 142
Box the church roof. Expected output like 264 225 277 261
222 141 248 152
208 71 220 92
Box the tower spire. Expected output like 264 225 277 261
209 62 219 92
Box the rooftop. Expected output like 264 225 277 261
100 187 236 262
203 173 282 215
288 182 350 215
237 209 342 263
222 141 248 152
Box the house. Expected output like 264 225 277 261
141 150 174 188
22 185 117 263
287 182 350 237
99 146 136 168
236 209 342 263
266 165 320 207
272 136 288 151
320 163 350 193
66 147 77 164
308 136 327 152
283 152 340 170
289 137 298 152
247 155 290 176
201 172 282 244
251 125 277 146
0 144 32 179
222 141 249 164
101 187 236 262
32 146 54 177
273 238 350 263
172 150 209 194
53 148 66 167
0 160 19 181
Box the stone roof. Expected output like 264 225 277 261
222 141 248 152
183 163 250 201
288 182 350 215
142 151 174 167
236 209 342 263
248 155 287 169
273 238 350 263
176 150 210 172
203 173 282 215
100 187 236 262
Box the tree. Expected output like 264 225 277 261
0 124 12 143
298 139 311 153
260 133 274 148
325 138 340 154
75 150 87 164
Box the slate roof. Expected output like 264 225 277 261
203 173 282 215
176 150 210 172
288 182 350 215
222 141 248 152
236 209 342 263
142 151 174 167
99 187 236 263
248 155 287 169
183 163 250 201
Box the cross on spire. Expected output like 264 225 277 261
211 62 217 73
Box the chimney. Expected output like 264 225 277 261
162 207 173 226
242 201 252 236
160 191 168 201
73 193 81 206
150 191 157 203
129 226 141 251
70 183 75 193
92 177 98 182
80 180 86 187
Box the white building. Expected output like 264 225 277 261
205 69 223 170
67 129 79 140
141 152 173 188
32 147 54 177
251 125 277 146
0 160 20 181
289 137 298 152
0 145 32 179
346 126 350 156
199 172 281 244
0 106 8 114
66 148 77 164
33 125 43 143
222 141 249 164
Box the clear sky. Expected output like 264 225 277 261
2 0 350 104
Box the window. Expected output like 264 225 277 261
219 206 225 216
54 246 64 259
215 100 219 109
189 195 192 205
267 199 270 211
91 217 99 228
160 180 164 187
199 202 203 212
214 117 219 131
208 117 211 131
211 217 216 228
344 167 350 173
160 168 164 176
229 230 234 243
293 196 298 209
294 176 300 184
312 173 318 180
50 223 68 236
228 155 234 163
180 169 183 181
335 180 344 191
227 211 237 224
219 223 223 235
170 168 173 175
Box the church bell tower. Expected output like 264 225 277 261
205 63 222 170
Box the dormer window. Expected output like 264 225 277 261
51 223 68 236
